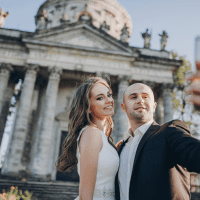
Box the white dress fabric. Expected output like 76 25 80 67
75 126 119 200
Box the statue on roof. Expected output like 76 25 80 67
0 8 9 28
120 24 130 43
78 4 92 23
159 30 168 51
141 29 151 49
35 10 50 30
100 21 110 33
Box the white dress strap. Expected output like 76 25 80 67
77 125 88 144
76 126 88 157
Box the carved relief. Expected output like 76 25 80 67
35 1 132 40
35 10 50 30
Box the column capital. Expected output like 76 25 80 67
48 66 63 75
96 72 110 81
161 83 175 91
25 64 40 75
0 63 13 72
118 75 131 83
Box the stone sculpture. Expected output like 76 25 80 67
120 24 130 43
35 10 50 30
159 30 168 51
60 14 70 23
78 4 92 23
100 21 110 33
0 8 9 28
141 29 151 49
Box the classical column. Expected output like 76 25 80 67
96 72 110 83
0 63 13 114
154 84 164 125
155 97 164 125
113 76 130 144
30 66 62 180
163 84 173 123
1 64 38 176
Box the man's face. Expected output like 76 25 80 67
121 83 157 123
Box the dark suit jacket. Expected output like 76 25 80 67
115 120 200 200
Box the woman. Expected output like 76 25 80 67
57 77 119 200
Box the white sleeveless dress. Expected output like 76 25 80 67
75 126 119 200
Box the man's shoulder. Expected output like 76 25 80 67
163 119 190 133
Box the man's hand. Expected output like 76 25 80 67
186 71 200 108
116 140 123 151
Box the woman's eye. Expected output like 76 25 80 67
108 93 112 97
97 97 103 100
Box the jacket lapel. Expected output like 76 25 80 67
132 122 160 172
118 136 130 156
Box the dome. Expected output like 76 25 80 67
35 0 132 40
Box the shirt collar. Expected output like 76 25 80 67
128 119 154 137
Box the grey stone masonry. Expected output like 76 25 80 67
114 76 130 143
0 63 13 114
155 97 164 125
31 66 62 180
163 84 173 123
1 64 38 176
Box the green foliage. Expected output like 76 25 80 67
175 56 191 87
185 121 193 127
0 186 35 200
171 52 198 133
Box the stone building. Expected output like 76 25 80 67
1 0 195 199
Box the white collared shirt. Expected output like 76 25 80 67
118 119 154 200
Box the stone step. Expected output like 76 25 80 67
0 179 79 200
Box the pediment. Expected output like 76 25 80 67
32 25 130 52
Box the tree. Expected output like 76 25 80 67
172 52 200 138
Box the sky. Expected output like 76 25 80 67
1 0 200 69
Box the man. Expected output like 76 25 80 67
115 83 200 200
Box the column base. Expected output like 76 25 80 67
0 170 30 181
0 170 52 182
28 173 52 182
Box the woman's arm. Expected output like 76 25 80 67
78 126 103 200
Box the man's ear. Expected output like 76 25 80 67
153 102 157 112
121 103 126 113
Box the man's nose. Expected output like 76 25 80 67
137 95 144 103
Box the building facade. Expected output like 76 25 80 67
0 0 181 184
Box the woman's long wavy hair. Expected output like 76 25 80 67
56 77 116 172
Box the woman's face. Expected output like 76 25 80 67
89 82 114 120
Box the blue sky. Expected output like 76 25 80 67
1 0 200 70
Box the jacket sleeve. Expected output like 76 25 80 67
165 120 200 173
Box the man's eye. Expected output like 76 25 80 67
131 96 136 99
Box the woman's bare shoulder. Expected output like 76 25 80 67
79 126 103 153
82 126 102 138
